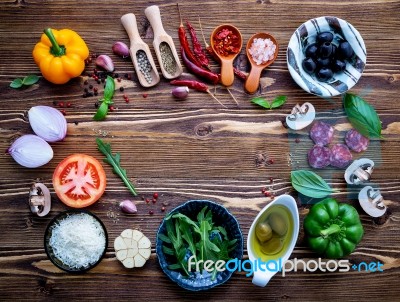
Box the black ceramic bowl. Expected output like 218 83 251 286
156 200 243 291
44 210 108 273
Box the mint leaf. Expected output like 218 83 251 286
96 138 137 196
251 97 271 109
270 95 287 109
93 101 109 121
291 170 337 198
343 93 382 138
22 75 40 86
10 78 23 89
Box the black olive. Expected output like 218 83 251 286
331 44 337 58
316 57 331 67
302 57 317 74
316 68 333 82
338 41 354 59
319 42 334 58
332 59 346 72
316 32 334 44
305 43 318 58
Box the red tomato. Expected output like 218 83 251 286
53 154 106 208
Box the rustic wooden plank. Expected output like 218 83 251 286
0 0 399 300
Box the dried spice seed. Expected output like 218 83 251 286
261 187 266 193
159 42 177 75
143 94 148 98
136 50 153 84
60 109 66 116
153 192 158 199
58 102 64 108
119 87 124 92
52 100 58 105
89 85 93 90
152 198 157 204
109 106 115 111
161 206 166 212
149 210 154 215
66 102 72 108
145 198 150 204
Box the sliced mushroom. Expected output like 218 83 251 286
114 229 151 268
29 183 51 217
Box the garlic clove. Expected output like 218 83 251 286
8 134 53 168
139 248 151 259
171 86 189 100
119 199 137 214
112 41 130 58
138 236 151 249
116 249 128 261
132 230 143 242
121 229 133 239
123 257 134 269
134 254 146 267
114 236 127 250
28 106 67 142
95 54 115 72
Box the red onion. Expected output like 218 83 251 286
7 134 53 168
28 106 67 142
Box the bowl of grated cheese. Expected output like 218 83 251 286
44 210 108 273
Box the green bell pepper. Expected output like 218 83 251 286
304 198 364 259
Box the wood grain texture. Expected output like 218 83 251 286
0 0 400 301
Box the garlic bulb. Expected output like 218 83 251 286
28 106 67 142
8 134 53 168
114 229 151 268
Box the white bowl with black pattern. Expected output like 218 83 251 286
287 16 366 97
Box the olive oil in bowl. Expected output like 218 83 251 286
250 205 294 261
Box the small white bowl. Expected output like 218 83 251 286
287 16 367 97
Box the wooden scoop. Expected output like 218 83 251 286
210 24 242 87
121 13 160 88
144 5 183 79
245 33 278 94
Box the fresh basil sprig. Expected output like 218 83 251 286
343 93 382 138
251 95 287 110
291 170 337 198
93 75 115 121
10 75 40 88
96 138 137 196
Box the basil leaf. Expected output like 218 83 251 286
10 78 23 89
270 95 287 109
22 75 40 86
104 75 115 100
343 93 382 138
93 101 109 121
251 97 271 109
291 170 337 198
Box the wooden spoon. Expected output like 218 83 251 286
210 24 242 87
245 33 279 94
121 13 160 87
144 5 183 79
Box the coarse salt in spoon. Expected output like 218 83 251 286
245 33 278 94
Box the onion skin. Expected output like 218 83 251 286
8 134 53 168
28 106 67 142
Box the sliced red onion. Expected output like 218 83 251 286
112 41 130 58
8 134 53 168
95 54 115 72
28 106 67 142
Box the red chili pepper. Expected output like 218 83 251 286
170 79 208 92
177 4 202 68
180 47 219 84
186 21 210 70
170 79 226 108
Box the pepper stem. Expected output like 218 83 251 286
320 224 341 238
43 28 65 57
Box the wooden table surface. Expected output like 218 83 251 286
1 0 399 301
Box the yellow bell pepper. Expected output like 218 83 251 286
33 28 89 84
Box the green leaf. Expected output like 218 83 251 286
343 93 382 138
22 75 40 86
10 78 23 89
96 138 137 196
104 75 115 100
162 245 175 255
158 233 172 244
270 95 287 109
93 101 109 121
168 263 183 270
291 170 337 199
251 97 270 109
